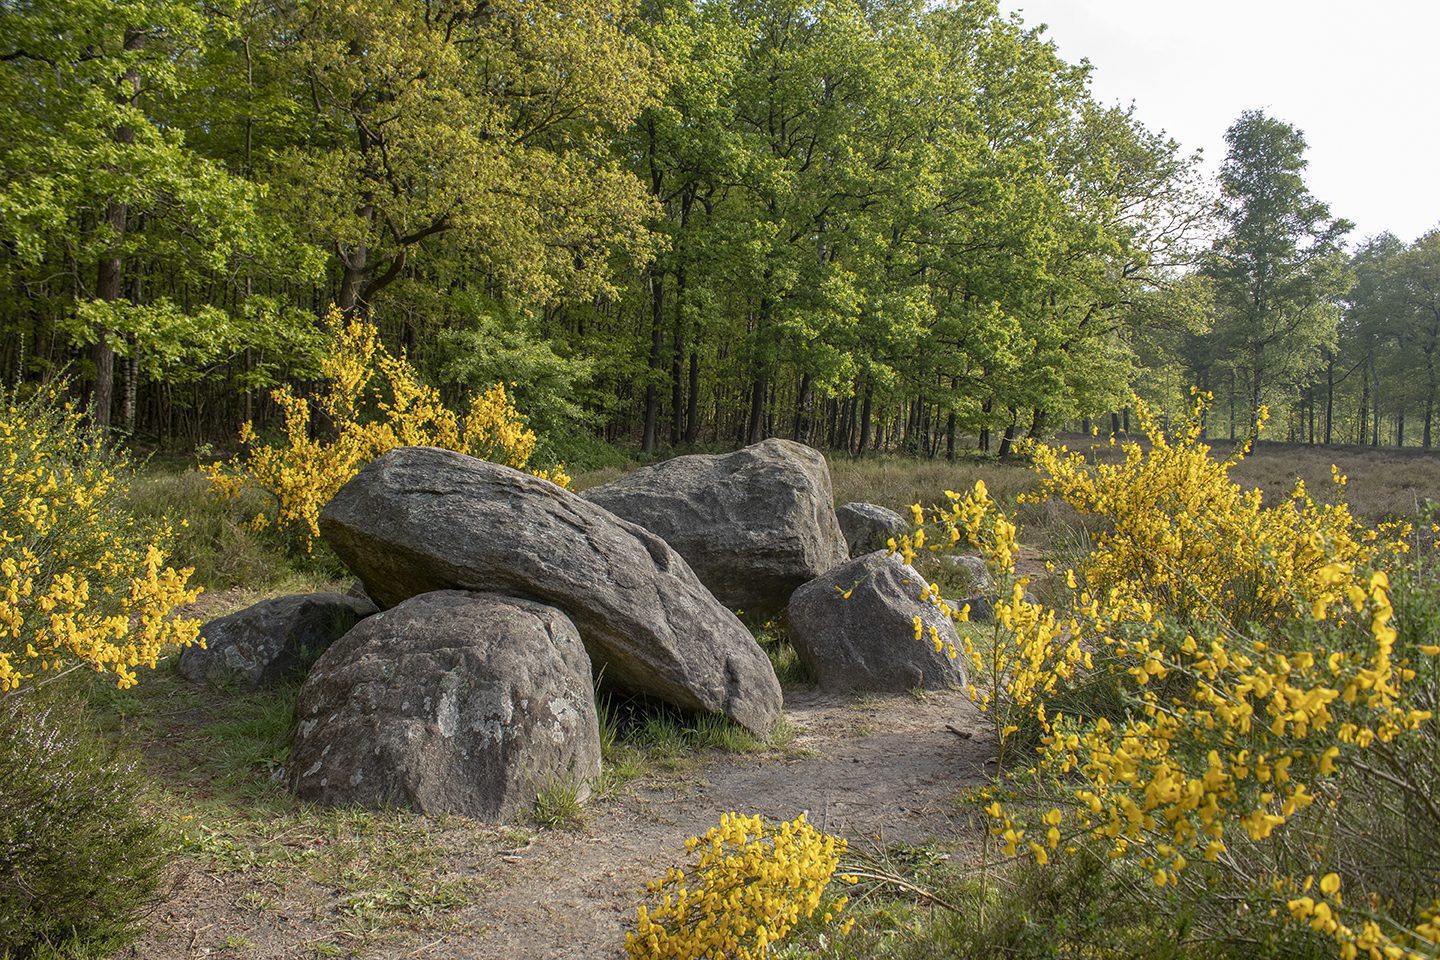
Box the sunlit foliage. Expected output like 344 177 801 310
628 812 853 959
899 394 1439 959
207 308 570 548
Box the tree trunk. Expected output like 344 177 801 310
122 336 138 434
997 418 1018 458
1370 351 1381 447
1248 342 1264 439
1228 369 1236 442
1195 366 1210 439
746 294 772 445
746 376 767 444
670 265 686 447
792 372 812 443
1358 364 1370 446
840 394 852 454
92 29 145 432
857 383 873 456
335 210 371 315
1324 354 1334 446
641 271 664 453
1425 348 1436 449
1027 408 1047 440
685 349 700 445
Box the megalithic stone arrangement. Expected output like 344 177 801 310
318 445 784 735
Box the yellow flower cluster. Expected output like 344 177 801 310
893 481 1088 757
1288 876 1440 960
206 308 570 548
1027 393 1405 628
902 392 1438 960
0 389 200 692
627 813 853 959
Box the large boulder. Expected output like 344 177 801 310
290 592 600 820
177 592 376 690
787 551 967 694
834 502 909 557
319 446 782 735
582 439 848 618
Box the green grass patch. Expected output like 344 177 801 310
124 466 342 593
595 691 769 787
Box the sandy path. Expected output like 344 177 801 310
123 689 993 959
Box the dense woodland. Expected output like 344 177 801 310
3 0 1438 460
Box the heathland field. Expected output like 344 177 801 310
8 418 1433 960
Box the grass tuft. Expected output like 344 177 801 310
532 778 589 830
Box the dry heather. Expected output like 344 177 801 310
823 437 1440 523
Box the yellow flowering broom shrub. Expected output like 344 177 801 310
206 307 571 549
627 812 854 959
897 394 1440 959
0 386 200 693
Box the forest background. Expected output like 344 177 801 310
6 0 1439 463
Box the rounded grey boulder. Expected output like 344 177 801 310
834 502 909 557
582 438 848 618
318 446 782 735
289 591 601 820
787 551 967 694
178 592 377 690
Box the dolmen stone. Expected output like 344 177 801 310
582 438 848 618
787 551 967 694
319 446 782 735
290 592 600 820
178 592 376 690
927 553 993 595
834 502 909 557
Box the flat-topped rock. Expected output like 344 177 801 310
787 551 967 694
835 502 909 557
178 592 376 690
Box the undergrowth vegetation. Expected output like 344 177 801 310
0 386 200 955
0 693 171 957
0 386 200 692
874 394 1440 960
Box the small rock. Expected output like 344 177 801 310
953 594 994 623
931 553 992 594
834 502 909 557
178 592 376 690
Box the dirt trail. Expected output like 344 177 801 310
446 689 994 960
126 689 993 960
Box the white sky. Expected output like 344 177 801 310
1000 0 1440 245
